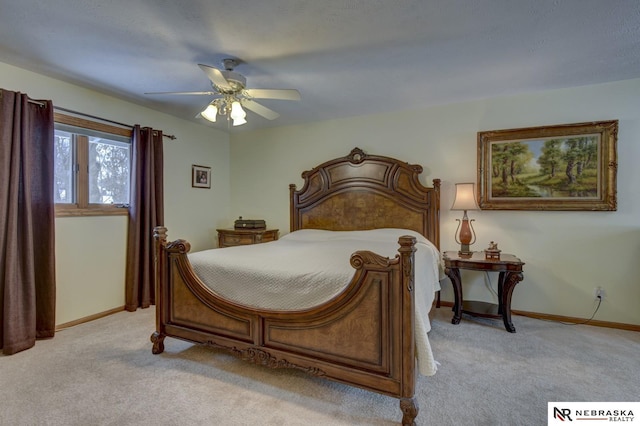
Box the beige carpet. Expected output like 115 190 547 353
1 307 638 425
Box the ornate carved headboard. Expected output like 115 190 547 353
290 147 440 249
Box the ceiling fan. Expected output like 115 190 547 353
145 58 301 126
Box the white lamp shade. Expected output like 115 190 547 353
451 182 479 211
200 104 218 122
232 116 247 126
230 101 246 120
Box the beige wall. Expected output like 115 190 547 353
1 61 230 325
230 78 640 326
3 58 638 327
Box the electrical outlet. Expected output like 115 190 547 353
593 286 606 300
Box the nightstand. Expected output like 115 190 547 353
216 228 279 248
443 251 524 333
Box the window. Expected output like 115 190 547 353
54 113 132 216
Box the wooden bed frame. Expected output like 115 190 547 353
151 148 440 425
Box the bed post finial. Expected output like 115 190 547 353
153 226 167 265
398 235 417 282
154 226 167 241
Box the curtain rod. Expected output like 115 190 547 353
54 106 176 140
23 99 175 140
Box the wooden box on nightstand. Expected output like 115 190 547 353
216 228 279 248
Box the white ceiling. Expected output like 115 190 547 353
1 0 639 132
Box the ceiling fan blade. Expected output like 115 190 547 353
198 64 232 91
145 91 217 96
241 99 280 120
244 89 301 101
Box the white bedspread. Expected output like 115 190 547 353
188 228 440 376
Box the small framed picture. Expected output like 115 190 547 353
192 165 211 189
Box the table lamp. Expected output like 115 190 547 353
451 182 479 256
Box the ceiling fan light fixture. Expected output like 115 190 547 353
201 104 218 122
149 59 299 127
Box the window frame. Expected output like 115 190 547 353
54 113 133 217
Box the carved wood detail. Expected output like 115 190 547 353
290 147 440 249
150 332 165 355
206 340 327 377
400 397 419 426
265 277 388 369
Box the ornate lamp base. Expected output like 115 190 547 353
458 243 473 258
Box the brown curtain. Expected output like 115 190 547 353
125 126 164 311
0 89 56 355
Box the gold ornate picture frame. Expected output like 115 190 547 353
477 120 617 211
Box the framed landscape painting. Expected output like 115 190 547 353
477 120 617 211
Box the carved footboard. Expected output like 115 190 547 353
151 226 419 425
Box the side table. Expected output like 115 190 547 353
443 251 524 333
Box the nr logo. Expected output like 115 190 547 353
553 407 573 421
